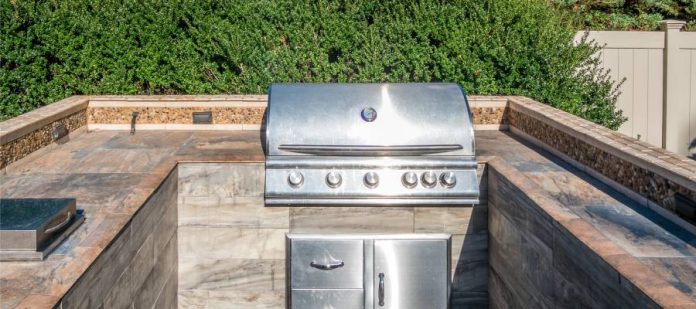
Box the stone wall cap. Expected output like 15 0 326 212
490 159 696 308
507 96 696 193
0 96 89 144
660 20 687 30
88 94 268 102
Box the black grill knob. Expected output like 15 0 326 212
421 171 437 188
402 172 418 188
364 172 379 188
287 171 304 188
326 171 342 188
440 171 457 188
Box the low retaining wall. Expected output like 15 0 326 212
487 158 694 308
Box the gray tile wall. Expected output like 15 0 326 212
177 163 489 308
59 168 179 309
487 165 659 308
178 163 287 308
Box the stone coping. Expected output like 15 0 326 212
509 96 696 190
507 96 696 228
0 96 89 144
89 94 268 102
488 158 696 308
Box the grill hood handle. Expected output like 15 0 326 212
277 144 463 156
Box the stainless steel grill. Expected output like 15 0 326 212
264 83 479 206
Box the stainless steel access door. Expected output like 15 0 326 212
289 239 366 309
373 239 450 309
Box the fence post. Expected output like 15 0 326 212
661 20 686 153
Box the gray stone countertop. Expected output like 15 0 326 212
1 129 696 307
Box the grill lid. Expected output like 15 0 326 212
266 83 474 157
264 83 479 206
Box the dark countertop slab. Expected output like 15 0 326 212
1 129 695 307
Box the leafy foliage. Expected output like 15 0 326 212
553 0 696 30
1 0 625 128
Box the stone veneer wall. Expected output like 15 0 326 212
177 163 489 308
0 97 89 170
507 96 696 228
468 96 509 129
487 160 693 308
85 95 509 130
58 168 179 308
86 96 268 131
88 105 265 125
88 107 265 124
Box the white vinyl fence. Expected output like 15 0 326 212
575 20 696 156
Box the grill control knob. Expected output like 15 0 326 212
440 171 457 188
326 171 342 188
402 172 418 188
287 171 304 188
364 172 379 188
421 171 438 188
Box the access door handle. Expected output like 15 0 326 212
378 272 385 306
45 211 72 234
309 261 344 270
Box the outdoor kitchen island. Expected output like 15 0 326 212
1 95 696 308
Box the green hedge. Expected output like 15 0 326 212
1 0 624 129
553 0 696 31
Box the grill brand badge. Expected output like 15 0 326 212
361 107 377 122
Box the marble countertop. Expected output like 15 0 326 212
1 129 696 308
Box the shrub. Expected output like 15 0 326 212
553 0 696 31
1 0 624 128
